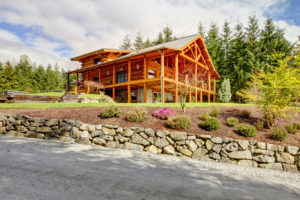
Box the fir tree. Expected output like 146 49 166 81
198 22 206 38
218 79 232 103
133 32 144 50
120 34 132 50
3 61 18 90
144 38 152 48
32 65 46 92
154 32 164 45
163 26 173 42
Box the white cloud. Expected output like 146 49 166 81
0 0 299 71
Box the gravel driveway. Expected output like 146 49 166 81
0 136 299 200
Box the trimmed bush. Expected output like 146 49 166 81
237 123 256 137
270 127 288 140
125 110 146 122
240 109 251 118
285 124 297 134
227 117 239 127
255 120 264 131
292 122 300 130
166 116 191 130
152 107 176 120
200 112 210 120
100 106 121 119
210 107 220 117
200 116 221 131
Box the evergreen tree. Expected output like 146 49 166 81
32 65 46 92
218 79 232 103
153 32 164 45
133 32 144 50
144 37 152 48
45 64 56 91
3 61 18 90
219 20 232 77
163 26 173 42
120 34 132 50
0 62 5 91
198 22 206 38
53 63 64 90
14 57 33 91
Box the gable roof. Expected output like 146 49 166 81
71 48 132 61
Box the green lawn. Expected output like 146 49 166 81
25 92 65 97
0 102 253 109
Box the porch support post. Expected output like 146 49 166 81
213 78 216 103
67 73 70 93
200 90 203 103
160 50 165 103
161 79 165 103
175 54 178 81
113 87 115 101
175 84 178 103
207 71 211 103
195 88 198 103
75 72 78 95
113 65 116 84
144 83 147 103
87 71 90 94
128 61 131 82
144 56 147 80
189 87 192 103
127 85 131 103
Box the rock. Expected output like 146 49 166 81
237 140 249 150
123 142 144 151
70 127 79 138
105 141 119 148
259 163 283 171
116 127 123 134
80 131 91 139
212 144 222 154
100 135 114 141
256 142 266 150
122 128 133 137
228 150 252 160
102 127 116 136
25 132 45 139
194 139 205 147
176 146 192 157
95 124 102 130
91 130 102 138
131 134 150 146
224 143 239 152
220 158 236 164
253 149 274 156
79 124 89 131
285 146 299 155
131 127 144 133
237 160 258 167
187 135 196 140
209 152 221 160
222 137 233 143
154 138 169 148
156 131 165 138
103 124 117 129
0 127 6 134
267 144 284 152
205 140 213 150
170 132 187 141
88 125 95 132
176 140 186 145
92 138 106 145
145 128 155 137
220 148 228 158
197 134 211 140
59 136 75 143
115 135 129 143
16 125 28 133
163 145 176 155
253 155 275 163
60 131 70 137
75 138 91 145
45 119 59 126
165 137 174 145
187 141 198 152
282 164 298 173
145 145 160 154
36 127 52 133
140 132 148 139
147 137 155 144
275 152 295 165
211 137 222 144
192 148 208 159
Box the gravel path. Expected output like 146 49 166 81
0 135 300 200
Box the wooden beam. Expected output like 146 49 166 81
175 83 178 103
144 83 147 103
127 85 131 103
128 60 131 82
208 71 211 103
144 56 147 80
87 71 90 94
113 65 116 84
194 65 197 87
189 87 192 103
113 87 115 101
213 78 216 93
175 54 178 81
195 88 197 103
161 79 165 103
200 90 203 103
161 51 164 103
179 53 209 70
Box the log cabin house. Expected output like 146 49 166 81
67 34 220 103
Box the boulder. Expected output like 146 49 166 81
170 132 187 141
258 163 283 171
275 152 295 165
79 124 89 131
140 132 148 139
253 149 274 156
92 138 106 145
154 138 169 148
91 130 102 138
80 131 91 139
115 135 129 143
122 128 133 137
100 135 114 141
145 145 160 154
123 142 144 151
194 139 205 147
285 146 299 155
176 146 192 157
267 144 284 152
205 140 213 151
163 145 176 155
211 137 222 144
36 127 52 133
0 127 6 134
102 127 116 136
187 135 196 140
16 125 28 133
237 140 249 150
145 128 155 137
253 155 275 163
209 152 221 160
256 142 266 150
105 141 119 149
45 119 59 127
25 132 45 139
219 158 236 164
187 141 198 152
131 134 150 146
197 134 211 140
95 125 102 130
228 150 252 160
116 127 123 134
156 131 165 138
237 160 258 167
282 164 299 173
224 142 239 152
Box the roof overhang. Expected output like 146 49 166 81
71 48 133 61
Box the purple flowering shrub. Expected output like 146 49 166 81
152 107 176 120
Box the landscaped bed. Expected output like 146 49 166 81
1 105 299 147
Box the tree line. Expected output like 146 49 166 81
120 16 298 101
0 56 71 93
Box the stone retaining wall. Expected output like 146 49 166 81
0 114 299 173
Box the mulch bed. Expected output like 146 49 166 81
1 106 300 147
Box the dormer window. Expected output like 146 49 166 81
94 58 101 65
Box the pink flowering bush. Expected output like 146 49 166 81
152 107 176 120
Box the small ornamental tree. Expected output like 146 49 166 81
218 78 231 103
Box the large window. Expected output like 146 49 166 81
117 71 127 83
94 58 101 65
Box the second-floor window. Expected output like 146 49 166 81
117 71 127 83
94 58 101 65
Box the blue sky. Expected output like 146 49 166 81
0 0 299 70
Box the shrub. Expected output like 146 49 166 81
285 124 297 134
270 127 288 140
210 107 220 117
218 78 232 103
166 116 191 130
125 110 146 122
255 120 264 131
200 116 221 131
237 123 256 137
200 112 210 120
227 117 239 127
240 109 251 118
292 122 300 130
100 106 121 118
152 107 176 120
